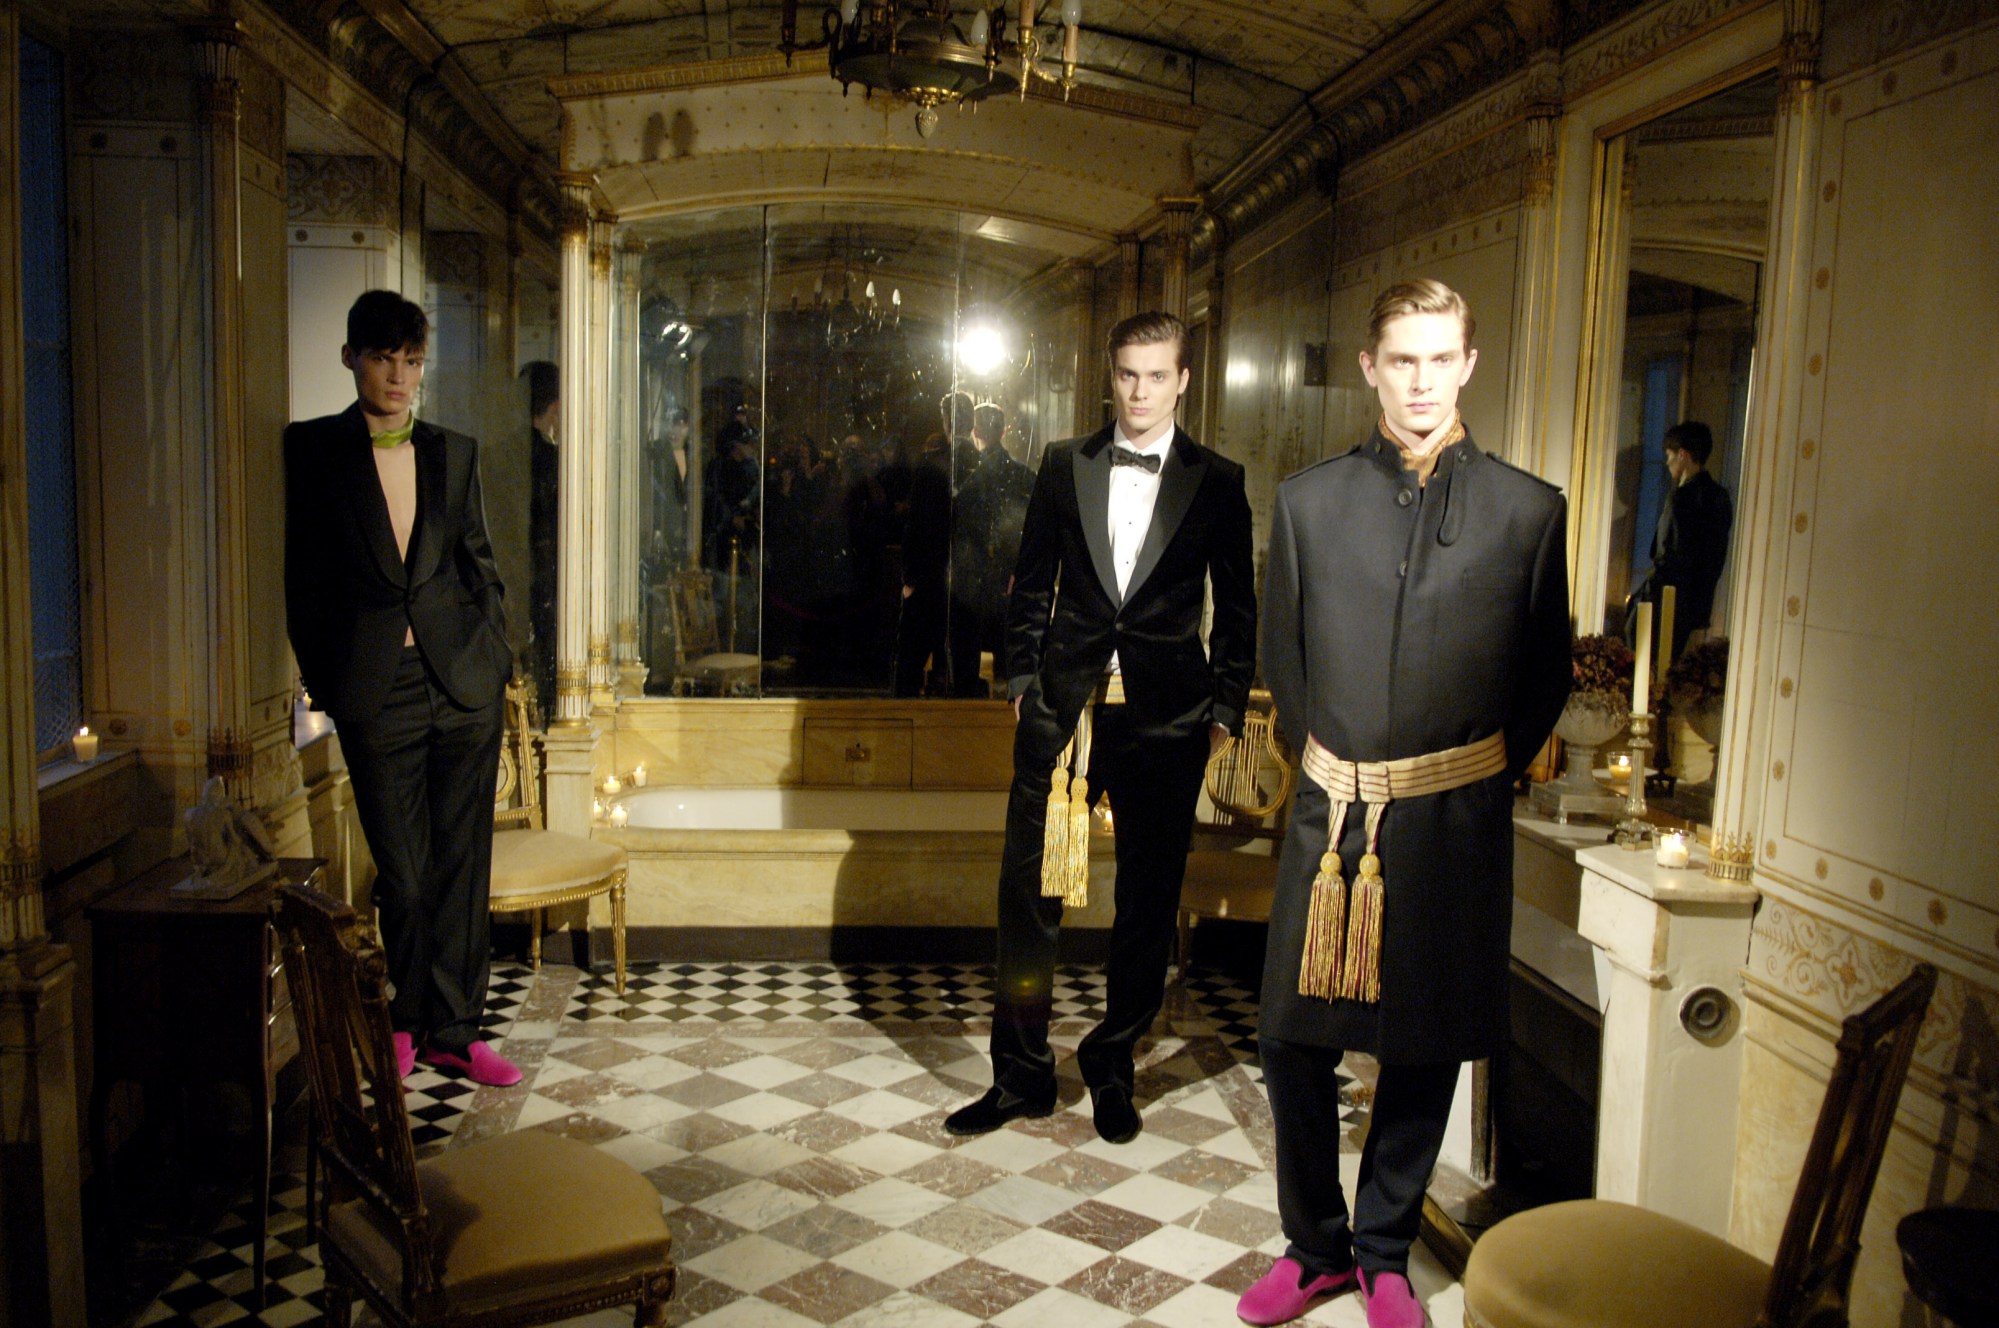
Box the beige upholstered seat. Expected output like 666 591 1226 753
274 885 674 1328
1176 691 1295 973
488 679 630 993
662 567 758 697
1463 963 1938 1328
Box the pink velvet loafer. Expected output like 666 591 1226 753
421 1040 523 1087
1358 1268 1425 1328
392 1031 417 1080
1237 1257 1356 1325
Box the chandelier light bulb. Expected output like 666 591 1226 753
865 279 876 300
840 0 860 25
958 322 1007 377
1061 0 1081 24
968 8 989 44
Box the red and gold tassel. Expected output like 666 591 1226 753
1338 851 1384 1003
1297 849 1346 999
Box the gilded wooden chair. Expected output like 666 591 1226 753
1463 962 1939 1328
663 567 759 696
273 884 674 1328
1176 691 1295 973
488 679 630 993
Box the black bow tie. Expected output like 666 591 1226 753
1110 446 1161 474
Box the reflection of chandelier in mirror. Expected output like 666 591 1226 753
779 1 1086 139
640 297 708 359
955 306 1013 379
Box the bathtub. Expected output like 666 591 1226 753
598 784 1114 957
616 786 1008 833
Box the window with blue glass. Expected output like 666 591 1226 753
20 32 82 761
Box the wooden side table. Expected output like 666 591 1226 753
89 856 324 1302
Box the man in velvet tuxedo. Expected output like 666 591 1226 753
284 290 521 1088
946 311 1256 1145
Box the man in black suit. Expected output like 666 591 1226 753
948 401 1034 696
946 311 1256 1145
1641 419 1733 660
1240 280 1570 1328
284 290 520 1088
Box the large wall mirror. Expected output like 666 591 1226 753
1577 69 1777 823
606 204 1090 703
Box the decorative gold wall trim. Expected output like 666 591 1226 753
1561 0 1771 99
1340 74 1531 199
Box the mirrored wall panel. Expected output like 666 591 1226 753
614 204 1091 700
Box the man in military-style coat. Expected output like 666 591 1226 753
1238 280 1571 1328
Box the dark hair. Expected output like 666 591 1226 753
347 289 429 355
522 360 559 417
940 390 976 435
1107 310 1190 370
972 402 1006 444
1664 421 1714 466
1365 278 1474 353
667 406 690 426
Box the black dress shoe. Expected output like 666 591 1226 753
945 1087 1055 1137
1091 1084 1142 1144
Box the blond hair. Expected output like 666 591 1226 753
1366 279 1475 352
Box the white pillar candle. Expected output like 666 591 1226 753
631 763 648 786
1654 830 1690 869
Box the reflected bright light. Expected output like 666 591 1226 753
958 323 1008 378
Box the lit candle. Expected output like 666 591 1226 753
631 763 648 787
592 797 605 820
602 774 622 796
1608 753 1632 784
1654 830 1690 869
1632 601 1652 714
609 803 629 829
72 726 99 763
1657 586 1677 681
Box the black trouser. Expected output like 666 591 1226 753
990 704 1208 1100
337 646 504 1054
1262 1037 1458 1276
893 583 948 696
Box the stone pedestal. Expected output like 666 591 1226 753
0 942 86 1328
1576 843 1757 1235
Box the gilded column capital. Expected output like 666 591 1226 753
1779 0 1823 110
188 19 246 127
0 833 47 951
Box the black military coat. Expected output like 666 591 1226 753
1260 426 1571 1062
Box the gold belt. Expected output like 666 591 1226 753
1294 730 1506 1004
1091 673 1126 706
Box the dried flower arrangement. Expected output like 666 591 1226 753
1666 636 1729 711
1571 634 1635 702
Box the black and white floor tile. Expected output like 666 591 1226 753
123 960 1459 1327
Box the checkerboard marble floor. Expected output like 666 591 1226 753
132 961 1465 1327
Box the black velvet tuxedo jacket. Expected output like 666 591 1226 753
1004 424 1256 761
284 404 511 723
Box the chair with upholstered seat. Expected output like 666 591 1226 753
488 679 630 993
662 567 759 696
273 884 674 1328
1462 961 1938 1328
1176 691 1295 974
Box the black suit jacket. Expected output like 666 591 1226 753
1259 427 1571 1060
1004 425 1256 759
285 404 511 722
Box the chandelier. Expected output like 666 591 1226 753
780 1 1086 138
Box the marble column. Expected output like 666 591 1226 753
613 239 646 695
1116 232 1141 320
586 215 615 710
192 21 255 803
1156 197 1199 325
1202 231 1228 444
0 4 87 1320
553 175 595 729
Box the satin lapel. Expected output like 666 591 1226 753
1073 428 1120 604
407 422 448 581
1124 428 1205 602
343 405 408 587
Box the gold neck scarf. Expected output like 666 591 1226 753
370 418 415 449
1379 412 1464 487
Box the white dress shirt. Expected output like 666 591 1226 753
1106 424 1171 673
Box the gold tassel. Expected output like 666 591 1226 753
1040 746 1072 899
1296 850 1346 999
1063 775 1091 907
1338 851 1384 1003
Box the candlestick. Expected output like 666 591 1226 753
1654 830 1690 869
1614 711 1656 849
72 726 99 763
1632 602 1652 714
1657 586 1676 681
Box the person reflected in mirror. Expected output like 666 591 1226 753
523 361 560 726
946 311 1255 1149
1637 420 1733 661
705 401 761 655
949 401 1035 697
284 291 521 1088
1242 281 1570 1327
892 429 954 695
942 389 979 491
